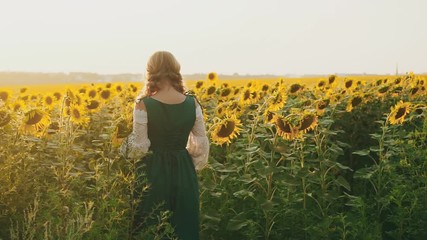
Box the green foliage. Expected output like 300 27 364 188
1 75 426 239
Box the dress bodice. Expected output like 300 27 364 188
142 95 196 151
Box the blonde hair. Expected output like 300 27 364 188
145 51 185 96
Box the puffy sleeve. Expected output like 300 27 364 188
120 103 151 159
186 102 210 170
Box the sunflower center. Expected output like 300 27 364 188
196 81 204 88
87 100 100 110
207 86 216 95
351 97 362 107
345 80 353 88
14 104 21 111
54 92 62 100
0 91 8 101
378 86 389 93
221 88 231 97
262 85 269 91
88 90 97 98
415 108 423 115
208 73 216 81
395 107 406 119
72 109 81 119
318 99 330 110
101 90 111 99
276 118 292 133
290 84 301 93
299 115 316 131
267 112 274 122
411 87 419 95
26 110 43 125
45 96 53 105
243 90 251 100
217 120 236 138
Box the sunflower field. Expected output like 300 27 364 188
0 73 426 239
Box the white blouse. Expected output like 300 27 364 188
120 101 210 171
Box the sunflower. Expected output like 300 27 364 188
65 89 76 107
289 83 303 95
221 83 229 88
207 72 218 82
100 89 112 101
394 77 402 85
43 94 57 110
69 105 89 125
47 122 60 135
205 86 217 98
215 103 227 118
261 83 270 92
53 92 62 101
316 80 327 90
129 84 138 93
12 100 25 112
346 95 364 112
0 90 11 102
22 109 50 134
412 104 425 117
211 115 242 145
233 87 241 96
240 88 252 104
115 84 123 93
274 115 297 140
344 79 355 90
409 87 419 97
225 100 243 117
316 99 330 116
328 75 337 85
377 85 390 96
78 87 87 94
86 99 101 111
297 112 318 134
88 88 98 98
263 110 276 123
194 81 205 91
20 87 28 94
267 92 286 111
0 110 11 127
388 101 411 125
219 87 233 100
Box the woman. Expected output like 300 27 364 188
121 51 209 239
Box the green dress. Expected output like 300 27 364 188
134 95 200 240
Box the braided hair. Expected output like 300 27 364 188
145 51 185 96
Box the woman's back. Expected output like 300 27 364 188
142 95 196 151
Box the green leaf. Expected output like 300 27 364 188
335 176 351 191
226 213 249 231
233 189 254 199
354 167 376 179
335 162 352 171
352 149 370 156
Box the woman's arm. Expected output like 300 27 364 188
120 100 151 159
186 101 210 170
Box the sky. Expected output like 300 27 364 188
0 0 426 75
